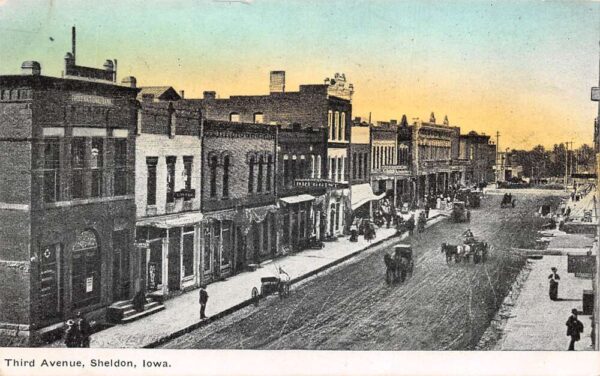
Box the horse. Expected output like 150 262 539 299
441 243 459 264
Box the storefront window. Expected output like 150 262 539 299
203 227 211 272
222 221 232 266
182 227 194 278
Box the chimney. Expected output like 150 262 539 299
203 91 216 100
21 61 41 76
269 71 285 93
72 26 76 61
121 76 137 88
179 90 185 99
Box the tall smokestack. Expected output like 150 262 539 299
72 26 76 61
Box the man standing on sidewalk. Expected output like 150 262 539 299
566 308 584 350
199 285 209 320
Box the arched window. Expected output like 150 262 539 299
230 112 240 122
222 155 230 198
266 155 273 192
253 112 264 124
72 230 101 308
257 155 264 193
210 154 218 198
248 155 255 193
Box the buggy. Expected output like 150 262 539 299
452 201 471 222
384 244 414 284
251 269 290 306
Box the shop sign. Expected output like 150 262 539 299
567 254 595 274
86 277 93 293
134 241 150 248
174 189 196 199
592 87 600 101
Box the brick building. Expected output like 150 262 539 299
200 120 278 280
412 113 464 202
278 126 328 252
197 71 353 238
0 52 138 343
459 131 496 184
134 89 204 299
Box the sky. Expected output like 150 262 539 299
0 0 599 149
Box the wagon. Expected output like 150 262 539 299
452 201 471 222
251 273 290 306
384 244 414 284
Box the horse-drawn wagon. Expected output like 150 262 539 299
452 201 471 222
384 244 414 284
251 268 291 306
441 240 489 264
501 193 516 208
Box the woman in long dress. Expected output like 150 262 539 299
548 267 560 301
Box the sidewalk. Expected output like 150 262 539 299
497 255 594 351
67 209 448 349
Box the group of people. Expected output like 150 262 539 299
63 311 92 348
547 267 594 351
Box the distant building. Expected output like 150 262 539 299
459 131 496 184
0 31 138 344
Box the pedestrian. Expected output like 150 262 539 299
424 201 430 219
566 308 584 350
63 319 80 348
76 311 91 348
199 285 209 320
548 267 560 301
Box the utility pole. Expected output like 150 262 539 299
564 141 569 191
495 131 500 186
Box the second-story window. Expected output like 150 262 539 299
90 138 104 197
114 139 128 196
363 152 368 178
331 157 337 182
183 156 193 201
210 155 218 198
290 156 297 182
352 152 357 180
146 157 158 206
333 111 339 141
253 112 264 124
357 153 362 180
283 155 290 186
327 111 333 140
222 155 230 198
166 156 176 204
248 155 255 193
71 138 86 199
337 157 343 182
266 155 272 192
257 155 264 193
339 112 345 141
230 112 240 122
43 138 61 203
316 155 321 178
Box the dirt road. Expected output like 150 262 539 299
162 192 561 350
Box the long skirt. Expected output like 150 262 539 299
549 281 558 300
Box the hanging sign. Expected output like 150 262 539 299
86 277 93 293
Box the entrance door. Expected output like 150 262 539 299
39 244 61 320
72 230 101 309
112 230 131 301
147 239 162 292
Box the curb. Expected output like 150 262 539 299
142 213 447 349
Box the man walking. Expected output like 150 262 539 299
199 285 209 320
76 311 91 348
566 308 584 350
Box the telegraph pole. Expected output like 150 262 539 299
564 141 569 191
495 131 500 186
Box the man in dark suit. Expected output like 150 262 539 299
566 308 584 350
199 285 209 320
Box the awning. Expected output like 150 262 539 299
280 194 315 205
351 183 386 211
137 211 204 229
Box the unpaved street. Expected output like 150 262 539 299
162 192 561 350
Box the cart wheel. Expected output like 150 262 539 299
251 287 259 307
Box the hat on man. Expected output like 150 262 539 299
572 308 578 315
551 267 557 271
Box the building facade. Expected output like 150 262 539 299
200 120 278 281
459 131 496 184
134 92 203 298
0 58 138 344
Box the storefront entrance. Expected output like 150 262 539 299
71 230 101 309
39 243 62 320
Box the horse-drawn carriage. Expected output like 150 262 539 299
441 239 489 264
501 193 516 208
384 244 414 284
452 201 471 222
